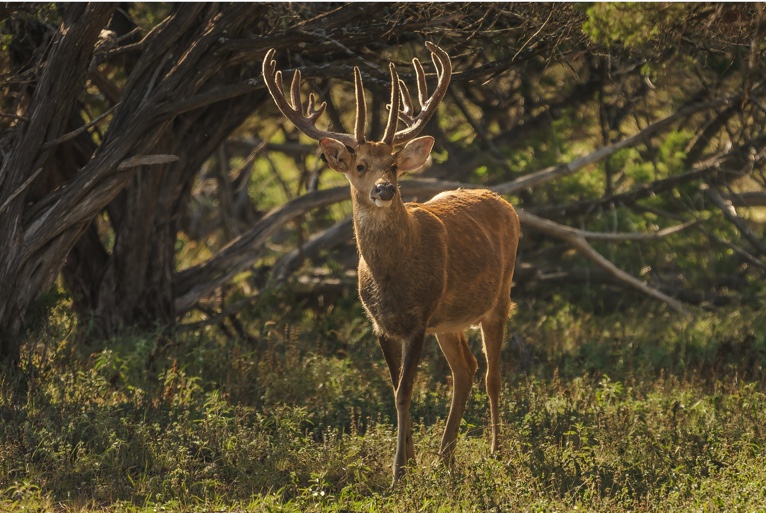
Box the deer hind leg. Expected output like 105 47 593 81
480 311 508 454
435 331 478 464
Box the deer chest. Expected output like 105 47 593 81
357 261 440 339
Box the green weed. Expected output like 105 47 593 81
2 296 766 511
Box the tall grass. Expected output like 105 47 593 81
2 289 766 511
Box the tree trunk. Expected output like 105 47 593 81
0 4 265 361
0 4 117 361
69 91 269 336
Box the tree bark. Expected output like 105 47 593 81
0 4 267 357
0 4 117 361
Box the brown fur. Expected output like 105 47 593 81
263 42 518 485
323 139 521 484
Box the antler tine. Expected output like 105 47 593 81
290 69 302 112
391 42 452 147
262 48 357 147
306 93 325 123
412 58 428 106
353 67 366 144
397 79 415 126
382 62 401 145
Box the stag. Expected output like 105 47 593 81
262 42 520 484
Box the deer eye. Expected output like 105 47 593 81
356 164 366 173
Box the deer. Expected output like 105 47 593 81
262 42 521 484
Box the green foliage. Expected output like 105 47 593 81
613 130 692 185
127 4 173 32
583 4 688 49
2 296 766 511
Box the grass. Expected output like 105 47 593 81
2 289 766 512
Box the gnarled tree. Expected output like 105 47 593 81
1 3 765 365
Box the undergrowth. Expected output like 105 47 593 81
2 291 766 511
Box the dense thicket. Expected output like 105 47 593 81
1 3 765 363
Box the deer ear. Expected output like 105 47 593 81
320 138 354 174
395 136 434 175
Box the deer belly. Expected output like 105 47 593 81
426 311 488 334
425 287 498 333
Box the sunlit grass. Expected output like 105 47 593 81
2 294 766 511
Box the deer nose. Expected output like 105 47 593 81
372 182 396 201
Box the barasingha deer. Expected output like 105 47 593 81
262 42 520 484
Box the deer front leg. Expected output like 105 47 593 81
392 330 425 484
377 333 402 389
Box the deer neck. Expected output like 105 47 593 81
350 188 416 271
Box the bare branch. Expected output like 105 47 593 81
270 216 354 283
722 191 766 208
174 185 351 313
493 99 730 196
516 212 697 242
702 183 766 257
40 103 121 150
517 210 690 315
117 154 180 171
0 168 43 216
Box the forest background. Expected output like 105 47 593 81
1 3 766 511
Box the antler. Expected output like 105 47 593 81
262 49 364 147
381 62 401 145
391 42 452 146
262 42 451 149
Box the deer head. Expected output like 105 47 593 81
262 42 451 209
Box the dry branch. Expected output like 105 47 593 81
493 99 729 196
702 183 766 257
0 168 43 215
117 154 180 171
174 186 350 313
723 191 766 207
40 103 121 150
516 210 690 314
175 172 697 315
270 216 355 283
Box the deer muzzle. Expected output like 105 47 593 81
371 182 396 207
